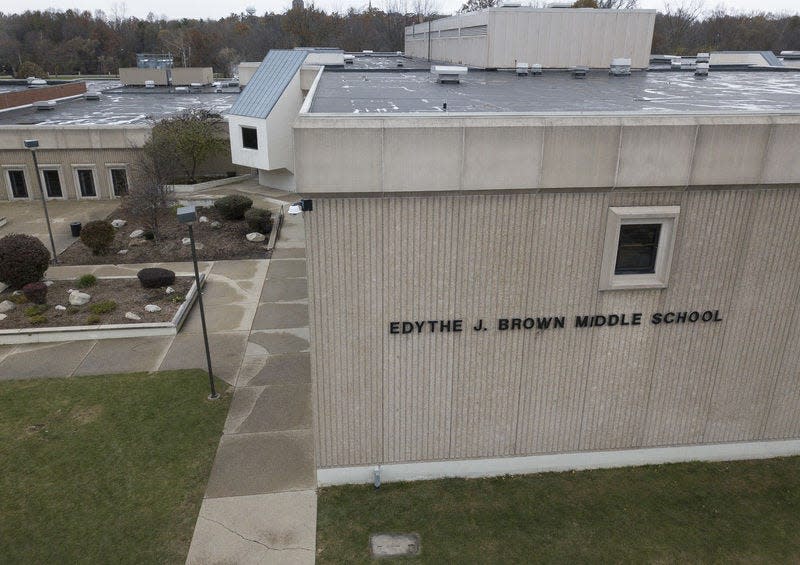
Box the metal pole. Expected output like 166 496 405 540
30 150 58 265
188 223 218 400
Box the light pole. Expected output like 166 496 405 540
23 139 58 265
177 205 219 400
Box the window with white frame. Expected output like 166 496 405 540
42 169 63 198
75 168 97 198
241 126 258 150
7 169 28 199
599 206 680 290
109 168 129 196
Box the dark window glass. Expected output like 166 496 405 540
43 170 62 198
242 127 258 149
614 223 661 275
77 169 96 197
110 168 128 196
8 169 28 198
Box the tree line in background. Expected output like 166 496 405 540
0 2 798 77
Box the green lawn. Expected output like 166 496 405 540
0 370 230 564
318 457 800 563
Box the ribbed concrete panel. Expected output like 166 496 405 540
307 199 384 467
514 192 604 454
703 189 800 442
762 298 800 438
643 190 752 445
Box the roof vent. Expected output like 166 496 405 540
397 60 404 67
531 63 542 76
363 50 374 56
344 54 355 64
174 86 189 92
84 92 101 101
610 58 631 76
431 65 468 84
516 62 529 76
696 52 710 63
33 100 56 110
571 66 588 78
694 62 709 77
780 51 800 60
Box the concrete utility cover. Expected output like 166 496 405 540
370 533 420 558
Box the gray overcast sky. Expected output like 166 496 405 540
1 0 798 21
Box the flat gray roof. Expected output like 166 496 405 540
309 69 800 114
0 90 239 125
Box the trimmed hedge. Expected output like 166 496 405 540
0 234 51 289
80 220 115 255
137 267 176 289
244 207 273 235
214 195 253 220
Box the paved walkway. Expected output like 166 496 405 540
186 208 317 564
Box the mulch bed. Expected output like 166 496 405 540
57 204 272 265
0 277 193 329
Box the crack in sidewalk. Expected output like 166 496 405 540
200 515 313 553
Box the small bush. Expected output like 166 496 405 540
90 300 117 315
86 314 102 325
170 294 186 304
66 305 81 315
244 208 273 234
22 282 48 304
0 234 51 289
29 315 47 325
10 294 29 305
80 220 115 255
137 268 176 289
25 304 48 317
77 274 97 288
214 194 253 220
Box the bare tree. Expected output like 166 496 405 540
460 0 496 13
653 0 704 54
596 0 638 8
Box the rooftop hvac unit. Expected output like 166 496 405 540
571 66 588 78
431 65 468 84
189 83 203 92
696 52 710 63
174 86 189 92
501 1 523 6
531 63 542 76
546 2 573 7
363 50 374 56
344 54 355 64
84 92 101 101
610 58 631 76
397 60 404 67
516 62 529 76
780 51 800 60
28 78 47 88
695 62 709 77
33 100 56 110
145 80 155 88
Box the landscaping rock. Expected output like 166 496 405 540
144 304 161 313
43 280 54 287
111 219 127 228
198 216 209 223
125 311 141 321
0 300 15 313
55 305 67 311
11 290 23 296
210 221 222 229
117 249 129 255
129 229 144 239
195 243 204 250
182 237 192 245
246 232 266 242
0 313 6 321
68 290 91 306
165 286 175 295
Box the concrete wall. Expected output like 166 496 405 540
171 67 214 85
294 114 800 194
306 186 800 468
119 68 168 86
0 82 87 110
405 8 655 69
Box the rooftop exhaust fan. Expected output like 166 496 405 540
696 52 710 63
571 66 588 79
344 54 355 64
695 62 709 77
610 58 631 76
84 92 101 101
431 65 468 84
33 100 56 110
531 63 542 76
516 62 529 76
145 80 155 88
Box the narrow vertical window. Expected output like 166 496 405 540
8 170 28 198
110 168 129 196
77 169 96 197
43 170 63 198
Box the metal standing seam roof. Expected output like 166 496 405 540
229 49 308 119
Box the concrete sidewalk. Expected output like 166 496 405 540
186 211 317 564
